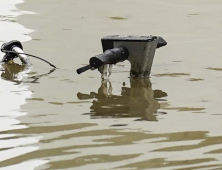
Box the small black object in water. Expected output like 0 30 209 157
1 40 23 62
1 40 56 68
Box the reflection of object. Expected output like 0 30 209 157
128 79 160 121
1 62 30 83
77 79 167 121
1 62 55 83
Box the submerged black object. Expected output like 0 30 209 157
76 47 129 74
1 40 56 68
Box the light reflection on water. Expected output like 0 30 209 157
0 63 44 169
0 63 30 128
0 1 43 168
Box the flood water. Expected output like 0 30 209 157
1 0 222 169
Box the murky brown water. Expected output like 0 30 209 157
1 0 222 169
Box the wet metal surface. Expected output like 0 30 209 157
1 0 222 170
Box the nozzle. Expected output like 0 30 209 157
76 65 92 74
76 47 129 74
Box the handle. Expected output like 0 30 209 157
76 65 92 74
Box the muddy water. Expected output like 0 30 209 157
1 0 222 169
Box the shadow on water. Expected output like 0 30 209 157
78 79 167 121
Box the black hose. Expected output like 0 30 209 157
2 50 57 68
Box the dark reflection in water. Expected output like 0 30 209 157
1 63 28 84
78 79 167 121
1 63 55 83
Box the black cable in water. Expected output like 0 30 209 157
2 50 57 68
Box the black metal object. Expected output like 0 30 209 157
77 35 167 76
90 47 129 67
156 36 167 48
1 40 23 62
76 65 93 74
76 47 129 74
101 35 166 51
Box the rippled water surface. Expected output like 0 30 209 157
1 0 222 170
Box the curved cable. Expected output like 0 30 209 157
2 50 57 68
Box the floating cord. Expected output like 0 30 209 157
2 50 57 68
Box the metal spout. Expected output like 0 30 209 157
76 47 129 75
